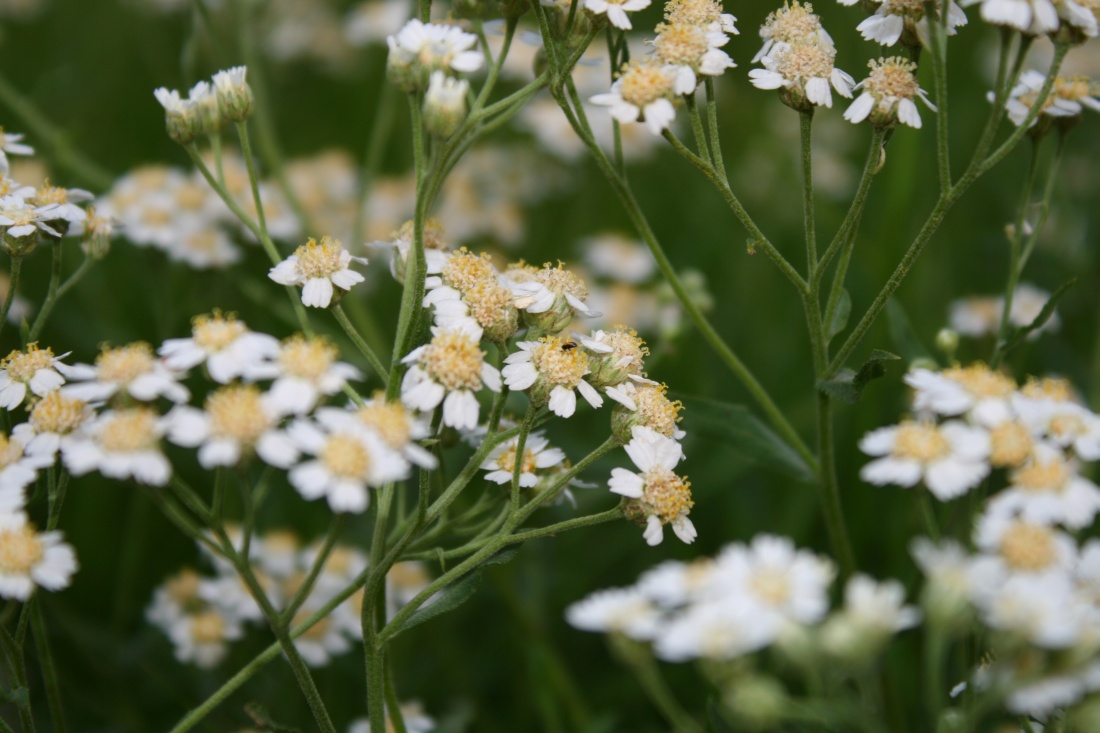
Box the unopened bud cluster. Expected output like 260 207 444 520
154 66 254 145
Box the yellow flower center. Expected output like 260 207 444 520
1054 75 1094 103
263 530 300 556
619 63 675 107
206 386 270 443
278 335 337 381
167 568 202 605
496 443 538 475
990 421 1033 468
356 400 412 448
762 2 822 45
0 433 23 469
664 0 724 27
653 23 710 68
420 331 485 391
1021 377 1073 402
30 392 87 435
99 408 160 453
602 327 649 374
999 522 1058 572
1012 457 1070 494
749 571 791 606
293 236 346 279
190 609 225 644
320 434 372 478
442 248 496 294
531 337 589 388
96 342 156 384
34 183 69 206
1049 413 1086 442
0 525 43 575
642 467 693 523
633 384 683 438
174 181 209 211
943 364 1016 399
504 262 540 285
192 312 247 352
2 343 56 383
774 43 835 82
463 280 516 330
892 422 950 462
865 57 920 99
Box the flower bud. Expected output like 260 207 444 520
213 66 254 123
188 81 225 136
723 675 788 729
154 87 203 145
935 328 958 358
424 72 469 139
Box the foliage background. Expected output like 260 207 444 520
2 0 1099 730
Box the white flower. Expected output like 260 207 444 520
0 130 33 175
286 415 409 513
859 420 991 501
61 407 172 486
269 236 368 308
749 41 854 110
654 598 779 662
1007 674 1086 717
400 323 501 430
0 343 74 410
289 602 356 667
0 194 61 240
508 262 601 325
753 0 834 63
12 392 94 458
910 537 974 622
159 312 279 384
1011 393 1100 460
1000 70 1100 128
346 0 411 46
581 233 656 284
481 432 566 487
650 20 736 86
948 284 1062 339
168 605 244 669
343 397 438 469
978 573 1084 648
844 57 936 129
565 586 663 639
0 511 77 600
986 443 1100 529
635 557 718 608
0 432 51 509
166 385 298 469
960 0 1062 34
850 0 969 47
245 335 362 417
591 62 691 135
387 19 484 81
905 364 1017 426
609 426 695 546
61 342 189 404
583 0 651 29
821 575 921 659
28 182 93 228
502 336 605 419
969 511 1076 595
712 534 835 626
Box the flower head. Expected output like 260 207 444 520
749 40 855 110
386 20 484 91
0 343 73 411
591 61 694 136
859 419 991 500
269 236 368 308
0 511 77 601
609 426 695 546
844 57 936 128
400 324 501 429
502 336 605 418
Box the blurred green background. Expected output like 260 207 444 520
2 0 1099 730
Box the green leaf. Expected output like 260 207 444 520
886 299 932 363
245 702 303 732
707 698 735 733
1001 278 1075 355
827 288 851 342
674 395 814 483
390 547 521 635
818 349 901 405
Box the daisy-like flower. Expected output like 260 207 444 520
286 414 409 513
583 0 652 31
481 431 566 488
949 284 1062 339
650 21 736 89
749 40 855 110
821 574 921 660
269 236 368 308
712 533 835 626
212 65 253 123
565 586 663 639
609 426 696 546
502 336 605 418
978 572 1084 648
510 262 601 332
28 181 92 228
0 194 61 248
1000 70 1100 128
61 407 172 486
346 396 438 469
400 323 501 429
0 511 77 601
159 311 280 384
654 598 779 661
289 603 357 667
906 363 1017 426
839 0 968 47
753 0 834 63
610 381 686 442
422 248 518 340
1012 392 1100 460
910 537 974 624
960 0 1082 34
844 57 936 129
591 61 694 136
986 443 1100 528
635 557 719 608
573 326 653 406
859 419 991 500
0 343 74 410
61 341 189 404
13 391 94 458
247 335 362 417
386 19 484 91
969 511 1076 592
0 432 52 507
167 385 298 469
372 218 451 285
0 129 34 174
985 419 1035 469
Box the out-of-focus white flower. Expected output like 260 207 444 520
859 419 991 500
905 364 1017 426
269 236 368 308
386 19 483 90
581 233 656 283
346 0 411 46
821 574 921 659
61 407 172 486
167 385 297 469
0 511 77 600
0 129 34 174
960 0 1084 35
159 312 280 384
0 194 61 243
246 335 362 417
609 426 695 546
61 342 189 404
0 343 73 410
986 443 1100 529
400 323 501 430
969 511 1076 591
342 397 438 469
12 392 94 458
1001 70 1100 127
0 431 51 508
978 573 1084 648
566 586 663 639
654 599 778 661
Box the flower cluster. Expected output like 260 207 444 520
0 156 99 257
591 0 739 135
146 528 432 668
838 0 969 47
998 69 1100 132
154 66 254 145
949 283 1060 340
568 533 918 663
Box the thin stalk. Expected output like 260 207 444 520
510 402 537 517
474 18 517 111
818 127 885 278
332 303 389 384
800 110 817 272
27 237 63 342
703 78 725 178
815 391 855 575
0 256 23 342
282 515 346 622
384 660 409 733
609 636 703 733
685 94 711 166
0 623 35 733
925 6 952 194
31 603 67 733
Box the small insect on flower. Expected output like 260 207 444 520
561 341 578 351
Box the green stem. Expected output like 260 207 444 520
800 110 817 272
510 402 537 517
384 659 408 733
31 603 66 733
1019 130 1067 269
685 95 711 166
0 256 23 343
609 635 703 733
26 238 63 342
282 515 346 622
925 7 952 194
703 78 725 178
815 391 855 575
332 304 389 384
0 623 35 733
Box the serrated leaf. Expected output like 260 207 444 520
244 702 303 732
1001 278 1075 355
390 547 521 635
886 299 932 363
707 699 735 733
827 288 851 342
818 349 900 405
674 395 814 483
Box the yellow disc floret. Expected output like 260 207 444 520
29 392 87 435
320 434 372 478
531 336 589 388
892 421 951 462
278 335 337 380
1 343 56 383
999 522 1058 572
205 385 271 443
192 311 247 352
294 236 346 279
96 342 156 384
421 331 485 391
99 408 160 453
642 467 694 524
0 524 43 575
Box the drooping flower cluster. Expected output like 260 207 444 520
146 528 433 668
154 66 255 145
750 1 855 110
568 533 918 663
591 0 739 135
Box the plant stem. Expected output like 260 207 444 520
27 238 63 342
332 303 389 384
815 391 855 575
31 603 67 733
926 9 952 194
0 256 22 343
510 402 537 518
609 635 703 733
800 110 817 272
